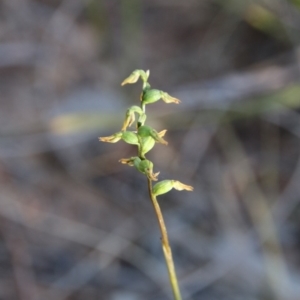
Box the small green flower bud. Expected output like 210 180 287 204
134 158 159 181
138 126 168 145
138 128 166 157
152 180 174 196
152 180 194 196
137 125 151 137
135 158 151 173
121 131 139 145
141 89 163 105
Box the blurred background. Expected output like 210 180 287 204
1 0 300 299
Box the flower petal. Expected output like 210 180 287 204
119 157 135 166
161 92 181 104
121 70 140 86
172 181 194 191
99 132 122 143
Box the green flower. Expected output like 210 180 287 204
152 180 194 196
141 89 162 105
139 130 167 156
141 89 181 105
119 157 159 181
137 159 159 181
138 126 168 145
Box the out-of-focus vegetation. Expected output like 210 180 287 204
1 1 300 299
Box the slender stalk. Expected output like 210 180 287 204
147 178 182 300
102 69 191 299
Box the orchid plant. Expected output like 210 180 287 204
99 69 193 300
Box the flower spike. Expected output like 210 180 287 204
99 69 193 300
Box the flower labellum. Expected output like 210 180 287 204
161 92 181 104
172 181 193 191
99 132 123 143
119 157 137 166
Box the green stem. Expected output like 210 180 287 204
147 178 182 300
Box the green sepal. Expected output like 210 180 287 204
141 89 163 105
152 180 174 196
152 180 194 196
138 125 151 137
134 158 150 174
132 157 152 175
121 131 139 145
140 136 155 156
136 159 159 180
